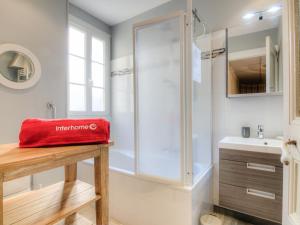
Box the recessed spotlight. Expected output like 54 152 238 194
267 6 281 13
243 13 255 20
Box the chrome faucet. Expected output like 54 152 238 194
257 125 264 139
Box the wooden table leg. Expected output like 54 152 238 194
94 146 109 225
65 163 77 182
64 163 77 223
0 176 3 225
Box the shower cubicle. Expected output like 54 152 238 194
110 8 212 187
105 2 214 224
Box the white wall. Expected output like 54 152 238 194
211 30 283 204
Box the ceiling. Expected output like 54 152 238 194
70 0 171 26
70 0 282 30
194 0 282 31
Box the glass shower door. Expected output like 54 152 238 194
134 12 185 183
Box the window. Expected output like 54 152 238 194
68 16 110 116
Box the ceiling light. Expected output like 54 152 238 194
267 6 281 13
243 13 255 20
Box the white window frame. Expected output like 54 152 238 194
68 15 111 117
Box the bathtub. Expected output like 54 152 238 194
79 147 213 225
109 148 135 173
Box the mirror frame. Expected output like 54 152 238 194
0 44 41 89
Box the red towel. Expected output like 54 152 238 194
19 118 110 148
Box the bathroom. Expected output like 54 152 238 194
0 0 299 225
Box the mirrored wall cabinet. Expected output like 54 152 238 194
0 44 41 89
226 10 283 98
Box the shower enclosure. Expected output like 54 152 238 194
110 10 212 187
102 3 214 225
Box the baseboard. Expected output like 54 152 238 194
213 205 282 225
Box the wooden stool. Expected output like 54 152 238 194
0 143 112 225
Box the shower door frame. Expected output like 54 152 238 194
133 11 188 186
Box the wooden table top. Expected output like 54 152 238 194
0 142 112 179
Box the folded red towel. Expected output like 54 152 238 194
19 118 110 148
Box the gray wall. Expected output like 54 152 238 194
69 3 112 35
0 0 68 143
111 0 186 59
229 28 279 53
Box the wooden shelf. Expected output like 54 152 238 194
4 180 100 225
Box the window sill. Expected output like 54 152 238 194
67 113 110 119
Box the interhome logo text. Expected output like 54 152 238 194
56 124 97 131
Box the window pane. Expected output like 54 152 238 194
69 27 85 57
92 37 104 63
92 62 104 87
69 55 85 84
69 84 86 111
92 87 105 111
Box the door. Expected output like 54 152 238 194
133 12 186 184
282 0 300 224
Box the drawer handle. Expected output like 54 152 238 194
246 188 276 200
246 163 276 172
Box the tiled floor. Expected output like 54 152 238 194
79 205 252 225
213 213 254 225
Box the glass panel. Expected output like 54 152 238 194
69 84 86 111
92 62 104 87
69 27 85 57
192 33 212 183
135 16 182 181
92 87 105 111
110 74 135 172
69 55 85 84
92 37 104 63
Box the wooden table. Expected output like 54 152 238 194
0 143 111 225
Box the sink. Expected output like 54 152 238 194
219 136 282 154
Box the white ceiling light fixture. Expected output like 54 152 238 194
243 13 255 20
267 6 281 13
243 5 282 21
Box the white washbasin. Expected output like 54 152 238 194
219 136 282 154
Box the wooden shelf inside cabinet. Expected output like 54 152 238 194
0 142 112 225
4 180 98 225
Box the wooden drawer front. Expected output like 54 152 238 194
220 160 283 195
220 183 282 222
220 149 282 167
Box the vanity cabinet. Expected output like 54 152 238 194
219 148 283 223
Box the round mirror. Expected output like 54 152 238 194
0 44 41 89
